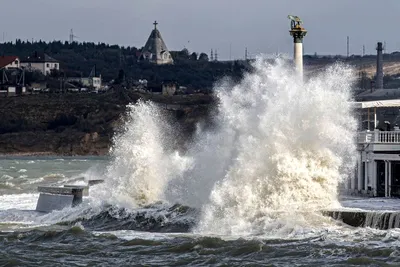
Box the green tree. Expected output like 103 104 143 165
190 52 198 61
198 53 209 61
115 69 125 84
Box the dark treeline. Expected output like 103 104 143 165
0 40 252 89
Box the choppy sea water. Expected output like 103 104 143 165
1 158 400 267
2 59 400 266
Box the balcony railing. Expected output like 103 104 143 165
358 130 400 144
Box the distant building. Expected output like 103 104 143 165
20 52 59 75
67 76 102 89
30 82 47 90
0 56 20 69
138 21 174 65
0 86 26 96
162 81 177 96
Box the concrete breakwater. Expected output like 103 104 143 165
323 210 400 230
35 179 104 212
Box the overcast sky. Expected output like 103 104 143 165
1 0 399 60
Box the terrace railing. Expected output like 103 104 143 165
358 130 400 144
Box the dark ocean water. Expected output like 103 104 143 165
1 157 400 267
1 218 399 266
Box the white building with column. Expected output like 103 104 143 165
349 99 400 197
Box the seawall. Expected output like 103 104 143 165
323 210 400 230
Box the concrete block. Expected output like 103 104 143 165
37 186 83 196
36 193 74 212
36 186 84 212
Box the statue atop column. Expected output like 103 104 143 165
288 15 307 42
288 15 303 30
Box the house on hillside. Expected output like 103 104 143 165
0 56 20 69
66 66 102 90
20 52 59 75
0 56 26 96
162 81 177 96
67 76 102 90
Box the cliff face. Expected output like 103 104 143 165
0 91 213 155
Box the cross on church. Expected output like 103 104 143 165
153 21 158 29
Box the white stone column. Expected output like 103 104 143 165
389 161 392 197
357 155 363 191
364 159 369 192
367 108 370 131
372 160 377 196
350 162 356 191
294 42 303 80
289 22 306 82
385 161 389 197
367 159 374 194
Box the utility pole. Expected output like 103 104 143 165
69 29 73 43
245 47 248 60
347 36 350 58
69 29 78 43
376 42 384 89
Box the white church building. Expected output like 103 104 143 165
138 21 174 65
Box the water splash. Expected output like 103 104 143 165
193 58 357 235
98 57 357 236
99 101 192 208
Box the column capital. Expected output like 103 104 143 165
290 29 307 43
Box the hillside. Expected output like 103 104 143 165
0 91 214 155
305 56 400 78
0 40 249 89
3 40 400 90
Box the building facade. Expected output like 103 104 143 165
162 81 177 96
67 76 102 89
347 99 400 197
0 56 20 69
20 52 59 75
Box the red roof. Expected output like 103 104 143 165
0 56 19 68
